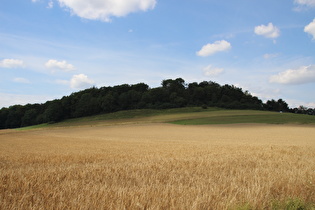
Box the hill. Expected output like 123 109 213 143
0 78 312 129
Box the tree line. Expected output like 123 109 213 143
0 78 304 129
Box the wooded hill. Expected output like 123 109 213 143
0 78 291 129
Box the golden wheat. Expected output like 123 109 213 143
0 124 314 209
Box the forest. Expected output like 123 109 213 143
0 78 307 129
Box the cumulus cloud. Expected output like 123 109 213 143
254 23 280 38
203 65 224 76
70 74 95 89
304 18 315 39
45 59 75 71
57 0 157 22
13 78 31 84
0 59 24 68
196 40 231 57
269 65 315 85
294 0 315 7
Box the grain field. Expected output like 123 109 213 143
0 124 315 209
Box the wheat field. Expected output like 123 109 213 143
0 123 315 209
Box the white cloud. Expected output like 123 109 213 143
13 78 31 84
70 74 95 89
269 65 315 85
45 59 75 71
196 40 231 57
304 18 315 39
57 0 157 22
57 74 95 89
294 0 315 7
203 65 224 76
254 23 280 38
0 59 24 68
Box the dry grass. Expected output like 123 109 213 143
0 124 315 209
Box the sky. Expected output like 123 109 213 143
1 0 315 109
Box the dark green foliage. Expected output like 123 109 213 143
44 100 64 123
264 99 289 112
73 93 100 117
0 78 308 129
0 108 9 129
21 108 38 127
4 105 24 128
99 92 117 113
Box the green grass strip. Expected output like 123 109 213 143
171 112 315 125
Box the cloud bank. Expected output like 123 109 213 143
269 65 315 85
304 18 315 39
197 40 231 57
0 59 24 68
254 23 280 38
57 0 157 22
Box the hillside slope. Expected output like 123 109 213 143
17 107 315 130
1 78 290 129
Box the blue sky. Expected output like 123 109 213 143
1 0 315 108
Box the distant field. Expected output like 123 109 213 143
1 108 315 209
